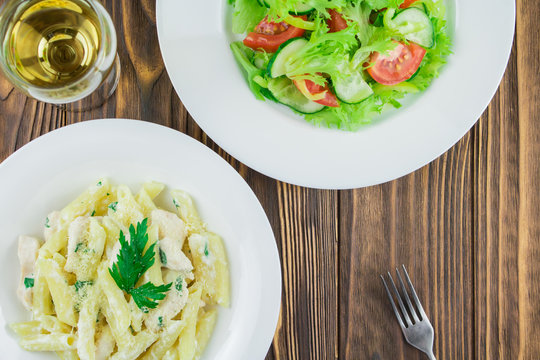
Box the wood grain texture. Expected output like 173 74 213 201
339 133 474 360
0 0 539 359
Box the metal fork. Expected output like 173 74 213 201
380 265 436 360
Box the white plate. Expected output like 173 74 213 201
0 119 281 360
156 0 515 189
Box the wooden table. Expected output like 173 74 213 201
1 1 538 359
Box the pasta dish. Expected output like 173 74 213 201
10 179 230 360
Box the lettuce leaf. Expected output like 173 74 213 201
230 42 268 100
232 0 267 34
364 0 402 10
283 16 359 85
265 0 347 20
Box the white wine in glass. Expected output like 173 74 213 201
0 0 119 110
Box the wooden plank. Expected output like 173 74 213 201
472 41 519 360
266 184 339 360
473 0 540 357
339 133 474 359
516 0 540 356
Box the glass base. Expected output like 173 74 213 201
56 54 121 112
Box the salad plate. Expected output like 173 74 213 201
0 119 281 359
156 0 515 189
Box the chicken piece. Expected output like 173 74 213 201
150 210 193 273
151 209 187 245
158 238 193 274
43 211 61 242
17 235 43 310
144 273 189 333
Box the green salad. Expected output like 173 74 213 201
228 0 451 131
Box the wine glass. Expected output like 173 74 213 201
0 0 120 111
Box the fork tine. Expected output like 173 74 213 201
396 266 420 323
380 275 405 329
401 264 427 319
387 271 413 327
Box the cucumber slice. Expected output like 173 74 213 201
393 8 434 48
267 37 307 78
334 73 374 104
289 3 315 15
267 77 325 114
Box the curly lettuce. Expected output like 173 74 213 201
229 0 452 131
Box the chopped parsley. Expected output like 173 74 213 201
97 181 102 187
159 248 167 265
173 199 180 209
158 316 164 328
109 219 172 311
44 217 50 228
74 243 85 253
204 242 210 257
24 277 34 288
74 280 93 292
174 276 183 292
108 202 118 212
90 210 96 216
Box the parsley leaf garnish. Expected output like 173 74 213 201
131 282 171 313
159 248 167 265
74 280 93 292
108 202 118 212
108 219 171 311
24 277 34 288
75 243 84 253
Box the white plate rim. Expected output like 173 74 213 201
0 119 282 360
155 0 516 189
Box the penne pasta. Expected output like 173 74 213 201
32 271 54 317
136 189 158 218
97 264 131 342
170 190 204 234
59 179 111 224
38 259 77 327
11 180 228 359
19 333 77 351
56 350 80 360
77 285 100 360
195 308 218 358
141 181 165 200
95 325 115 360
140 320 185 360
110 330 158 360
9 321 42 336
177 283 203 360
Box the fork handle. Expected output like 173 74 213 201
426 351 437 360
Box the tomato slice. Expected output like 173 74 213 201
400 0 418 9
243 16 306 53
327 9 348 32
293 77 340 107
367 42 426 85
